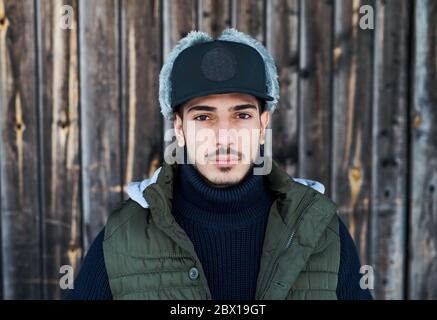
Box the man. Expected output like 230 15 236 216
65 28 373 300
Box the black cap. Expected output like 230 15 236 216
170 40 274 110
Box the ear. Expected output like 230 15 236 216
173 112 185 147
259 110 270 145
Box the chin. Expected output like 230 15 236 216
199 163 253 187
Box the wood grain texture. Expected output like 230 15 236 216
232 0 265 41
331 0 374 278
37 0 82 299
298 0 333 191
165 0 198 44
0 0 42 299
200 0 231 36
78 0 121 250
409 0 437 300
370 0 410 300
120 0 162 198
269 0 299 176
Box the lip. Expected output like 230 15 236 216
211 155 239 167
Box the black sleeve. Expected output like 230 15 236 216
336 218 374 300
63 228 113 300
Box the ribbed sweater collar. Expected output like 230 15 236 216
173 164 272 225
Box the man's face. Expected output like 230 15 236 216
173 93 270 188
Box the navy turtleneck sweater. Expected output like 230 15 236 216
172 164 274 300
64 165 373 300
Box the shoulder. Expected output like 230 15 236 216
104 198 149 241
63 228 113 300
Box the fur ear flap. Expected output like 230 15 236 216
159 31 213 120
218 28 280 114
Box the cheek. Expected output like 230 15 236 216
238 126 261 148
185 138 200 163
184 130 216 164
249 128 262 159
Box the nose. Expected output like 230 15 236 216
215 122 237 147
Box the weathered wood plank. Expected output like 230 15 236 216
165 0 198 45
199 0 231 37
409 0 437 300
268 0 299 176
331 0 374 280
298 0 333 192
162 0 198 144
120 0 162 196
370 0 410 300
0 0 42 299
232 0 265 41
79 0 121 250
37 0 82 299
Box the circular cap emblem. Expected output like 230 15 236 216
201 47 237 82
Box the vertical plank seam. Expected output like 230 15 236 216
118 0 125 200
230 0 236 28
370 0 379 299
329 0 336 200
161 0 172 147
159 0 165 163
404 0 415 301
297 0 303 177
328 0 334 198
34 0 46 300
77 0 86 263
158 0 164 165
369 0 376 293
262 0 267 46
159 0 164 69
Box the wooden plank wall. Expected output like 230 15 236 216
0 0 436 300
37 0 81 299
0 0 42 299
410 0 437 299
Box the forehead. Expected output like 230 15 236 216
184 92 259 108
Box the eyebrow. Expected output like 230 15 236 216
186 104 258 114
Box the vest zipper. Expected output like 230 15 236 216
259 189 317 299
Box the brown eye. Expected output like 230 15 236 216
237 113 252 120
194 115 210 121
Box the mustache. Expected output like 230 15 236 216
206 146 242 159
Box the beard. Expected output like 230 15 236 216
192 161 256 188
181 143 264 188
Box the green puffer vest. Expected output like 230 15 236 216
103 159 340 300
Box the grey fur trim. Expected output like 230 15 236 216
159 30 212 120
158 28 279 120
